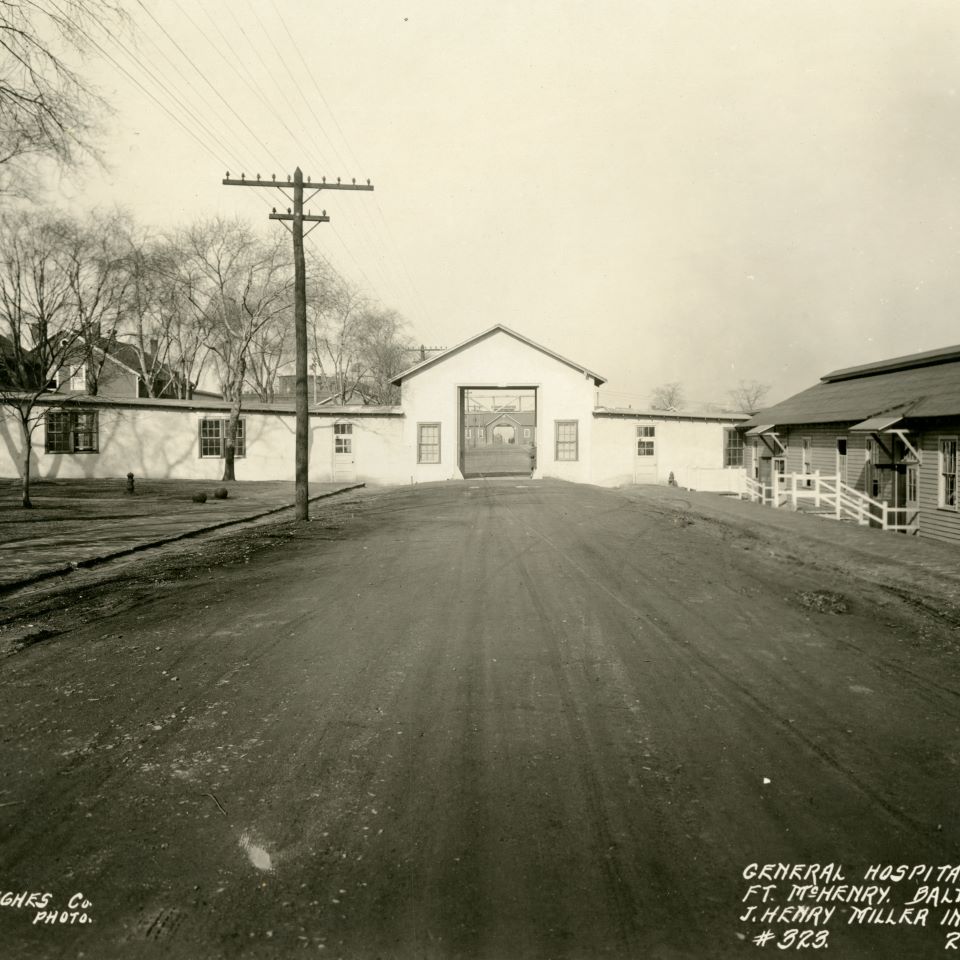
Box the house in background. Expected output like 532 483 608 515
740 343 960 543
54 337 194 400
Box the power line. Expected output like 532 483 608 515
234 1 400 303
41 0 229 171
199 3 396 304
103 11 254 171
266 0 437 331
144 0 394 306
88 0 418 339
134 0 288 172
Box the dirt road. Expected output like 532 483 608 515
1 479 958 959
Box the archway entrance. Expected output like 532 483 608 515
459 387 537 477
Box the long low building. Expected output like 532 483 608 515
741 343 960 543
0 325 747 492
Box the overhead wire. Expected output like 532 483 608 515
67 0 418 325
236 0 400 305
39 0 230 172
133 0 288 174
43 0 277 221
105 10 258 175
140 0 363 299
97 5 281 227
268 0 437 333
160 0 397 306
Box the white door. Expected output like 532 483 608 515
633 424 657 483
333 423 356 481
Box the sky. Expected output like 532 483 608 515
40 0 960 409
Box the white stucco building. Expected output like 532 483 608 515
0 325 747 491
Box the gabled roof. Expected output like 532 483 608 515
390 324 605 386
486 412 523 428
88 337 179 382
744 345 960 428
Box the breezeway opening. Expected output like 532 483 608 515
459 387 537 478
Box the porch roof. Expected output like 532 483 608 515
848 415 904 432
745 424 776 436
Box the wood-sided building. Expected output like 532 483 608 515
742 344 960 544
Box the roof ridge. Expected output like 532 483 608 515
823 344 960 382
390 324 605 386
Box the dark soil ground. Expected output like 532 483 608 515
0 479 958 959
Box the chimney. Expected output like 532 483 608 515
149 338 158 357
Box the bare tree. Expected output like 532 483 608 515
180 218 292 480
120 230 174 397
59 211 133 394
352 307 413 405
245 311 291 402
650 381 684 412
118 229 206 399
306 266 412 405
0 210 82 506
0 1 125 198
307 273 368 404
727 379 770 414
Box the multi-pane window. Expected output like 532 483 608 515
334 422 352 454
465 427 473 441
555 421 578 461
636 424 655 457
724 429 744 467
45 411 99 453
523 427 531 440
198 418 246 458
417 423 440 463
45 412 69 452
56 364 87 392
940 439 958 509
478 427 485 442
73 412 98 452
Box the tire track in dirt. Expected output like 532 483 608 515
495 487 930 838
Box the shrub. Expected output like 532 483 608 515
192 492 208 503
213 487 229 500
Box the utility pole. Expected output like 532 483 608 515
223 169 374 520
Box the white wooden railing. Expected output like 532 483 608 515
742 471 919 534
744 475 771 505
